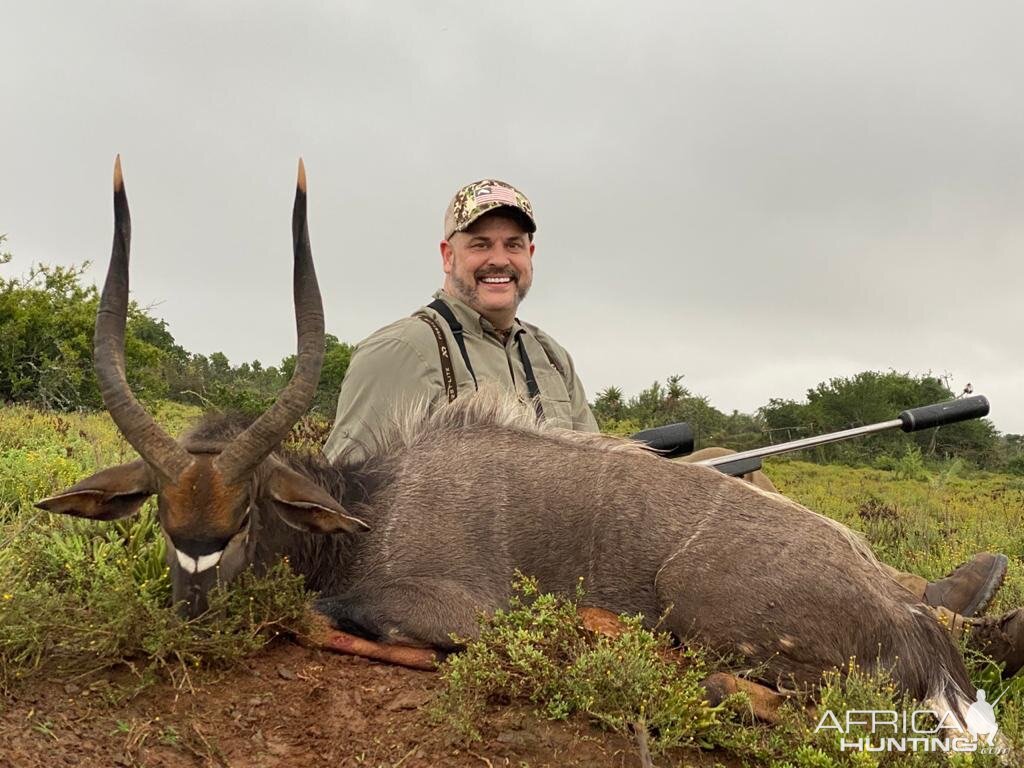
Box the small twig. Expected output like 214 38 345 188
181 389 218 409
68 659 122 680
391 746 418 767
468 751 494 768
0 511 35 550
188 722 228 767
631 720 655 768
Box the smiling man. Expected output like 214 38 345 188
323 179 598 463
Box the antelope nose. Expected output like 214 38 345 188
181 586 209 618
172 567 219 618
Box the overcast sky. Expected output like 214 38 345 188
3 1 1022 434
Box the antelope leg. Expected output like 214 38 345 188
314 579 486 650
579 606 629 637
299 610 441 670
701 672 789 724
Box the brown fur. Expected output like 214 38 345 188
160 455 247 541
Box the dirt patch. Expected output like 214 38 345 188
0 642 735 767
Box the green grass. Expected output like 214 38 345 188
767 458 1024 612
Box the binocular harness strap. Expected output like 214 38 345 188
426 299 478 392
416 313 458 403
515 328 545 421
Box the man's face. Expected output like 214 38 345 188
441 212 535 327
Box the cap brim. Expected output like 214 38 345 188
449 203 536 239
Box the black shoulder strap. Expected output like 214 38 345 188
515 329 545 421
416 313 458 403
426 299 478 391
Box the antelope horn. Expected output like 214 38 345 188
215 159 325 485
94 156 194 482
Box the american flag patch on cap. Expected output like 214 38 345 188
473 185 518 207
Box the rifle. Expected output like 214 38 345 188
631 395 990 477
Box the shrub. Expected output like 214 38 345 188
894 445 929 482
0 503 311 693
433 575 726 754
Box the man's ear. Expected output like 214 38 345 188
440 239 455 275
36 460 157 521
264 463 370 535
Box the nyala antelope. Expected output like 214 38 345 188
39 158 983 729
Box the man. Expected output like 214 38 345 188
325 178 1021 674
324 178 597 465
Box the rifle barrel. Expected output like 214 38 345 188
697 419 904 469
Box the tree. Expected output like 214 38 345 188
0 258 177 408
593 386 625 422
591 376 729 447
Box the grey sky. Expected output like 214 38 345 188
4 1 1022 433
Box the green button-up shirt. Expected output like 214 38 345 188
324 290 599 462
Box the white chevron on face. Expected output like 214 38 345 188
174 547 224 575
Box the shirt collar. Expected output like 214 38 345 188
433 289 524 340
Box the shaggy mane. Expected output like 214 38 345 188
172 391 655 514
180 411 254 452
339 387 652 465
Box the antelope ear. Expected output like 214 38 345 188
36 460 156 521
264 463 369 535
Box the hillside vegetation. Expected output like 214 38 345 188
3 249 1022 472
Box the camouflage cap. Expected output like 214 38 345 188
443 179 537 240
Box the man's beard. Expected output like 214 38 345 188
450 265 530 308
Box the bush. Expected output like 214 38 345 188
894 445 929 482
759 372 1000 468
431 574 1024 765
0 250 350 418
433 575 726 754
0 261 178 409
0 503 312 693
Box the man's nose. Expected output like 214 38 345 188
485 248 512 265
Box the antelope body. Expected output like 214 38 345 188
38 159 976 725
